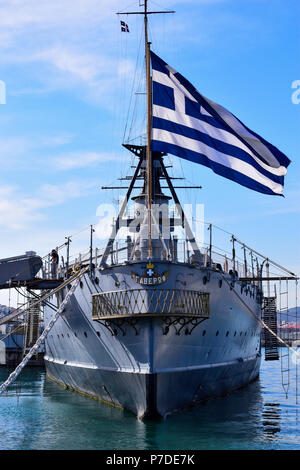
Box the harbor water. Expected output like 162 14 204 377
0 349 299 450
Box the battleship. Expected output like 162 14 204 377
35 2 293 418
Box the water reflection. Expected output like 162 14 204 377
0 358 299 449
43 373 266 450
142 378 265 450
262 403 281 439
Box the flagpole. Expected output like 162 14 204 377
116 4 175 260
144 0 152 259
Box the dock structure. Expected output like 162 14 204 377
0 252 64 367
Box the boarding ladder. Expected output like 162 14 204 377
279 279 290 398
263 296 279 361
23 294 41 357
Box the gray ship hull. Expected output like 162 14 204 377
45 356 260 418
44 262 262 418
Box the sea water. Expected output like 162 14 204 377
0 350 299 450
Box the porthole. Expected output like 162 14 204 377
84 332 88 338
202 330 206 336
216 330 219 336
203 276 207 285
226 331 229 337
95 277 99 285
218 280 222 288
234 331 237 336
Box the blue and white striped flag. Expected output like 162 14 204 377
151 51 291 196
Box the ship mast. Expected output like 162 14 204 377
117 2 175 260
96 3 178 267
100 3 203 267
144 0 152 259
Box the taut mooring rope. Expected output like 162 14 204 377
220 273 300 359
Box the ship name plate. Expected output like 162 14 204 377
131 263 170 285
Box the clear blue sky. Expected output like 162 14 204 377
0 0 299 305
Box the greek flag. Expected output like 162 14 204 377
120 21 129 32
151 51 291 196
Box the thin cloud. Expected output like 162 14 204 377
52 151 122 171
0 134 75 169
36 47 113 84
0 180 100 229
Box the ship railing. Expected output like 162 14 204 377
92 288 210 320
41 239 252 281
204 248 253 279
41 220 294 287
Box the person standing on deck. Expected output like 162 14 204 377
51 249 59 279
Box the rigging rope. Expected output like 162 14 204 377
220 272 300 360
0 266 88 395
0 323 24 342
